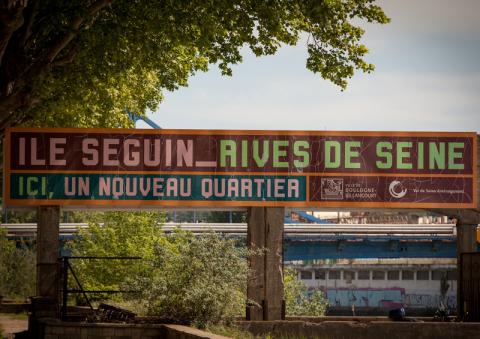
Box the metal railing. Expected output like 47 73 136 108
60 256 141 320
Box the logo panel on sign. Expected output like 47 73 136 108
320 178 344 200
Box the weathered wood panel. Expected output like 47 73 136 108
247 207 284 321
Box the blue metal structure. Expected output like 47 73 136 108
293 211 330 224
3 222 467 260
284 235 459 261
127 110 162 129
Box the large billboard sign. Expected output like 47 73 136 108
3 128 477 209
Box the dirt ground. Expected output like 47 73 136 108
0 314 28 339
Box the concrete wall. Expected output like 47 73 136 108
0 301 30 313
38 319 229 339
238 320 480 339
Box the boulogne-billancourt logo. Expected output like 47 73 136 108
321 178 344 200
389 180 407 199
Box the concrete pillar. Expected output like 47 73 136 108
456 214 478 318
246 207 284 320
36 206 60 301
264 207 285 320
246 207 265 321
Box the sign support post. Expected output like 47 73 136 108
33 206 60 319
456 220 477 318
247 207 284 320
457 138 480 318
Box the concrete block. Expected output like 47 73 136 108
49 326 65 335
237 320 480 339
59 335 78 339
114 327 133 336
137 328 163 337
79 328 89 339
101 327 115 336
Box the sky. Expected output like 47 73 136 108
139 0 480 132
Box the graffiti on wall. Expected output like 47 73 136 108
404 294 456 309
323 288 457 309
325 288 405 308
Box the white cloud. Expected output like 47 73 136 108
153 70 480 132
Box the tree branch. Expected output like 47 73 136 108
45 0 113 63
0 0 113 126
52 43 79 68
0 86 31 120
0 0 28 65
0 85 40 132
17 0 38 47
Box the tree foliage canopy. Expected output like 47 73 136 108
284 267 328 316
0 0 388 134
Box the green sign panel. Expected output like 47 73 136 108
11 173 306 202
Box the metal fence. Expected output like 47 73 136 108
60 256 141 320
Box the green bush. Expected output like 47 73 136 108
284 267 328 316
68 212 327 326
0 229 36 300
66 212 166 302
68 212 249 327
128 231 249 327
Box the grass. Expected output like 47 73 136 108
0 312 28 320
206 324 314 339
206 324 256 338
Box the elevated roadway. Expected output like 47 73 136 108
2 222 463 260
1 222 456 237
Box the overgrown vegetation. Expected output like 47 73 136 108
66 212 166 301
68 212 328 326
284 267 328 316
68 212 249 327
1 211 328 326
128 231 249 327
0 229 35 300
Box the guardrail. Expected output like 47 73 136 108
1 222 457 237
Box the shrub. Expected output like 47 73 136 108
66 212 166 302
0 229 36 300
284 267 328 316
128 231 249 327
68 212 248 327
68 212 327 326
